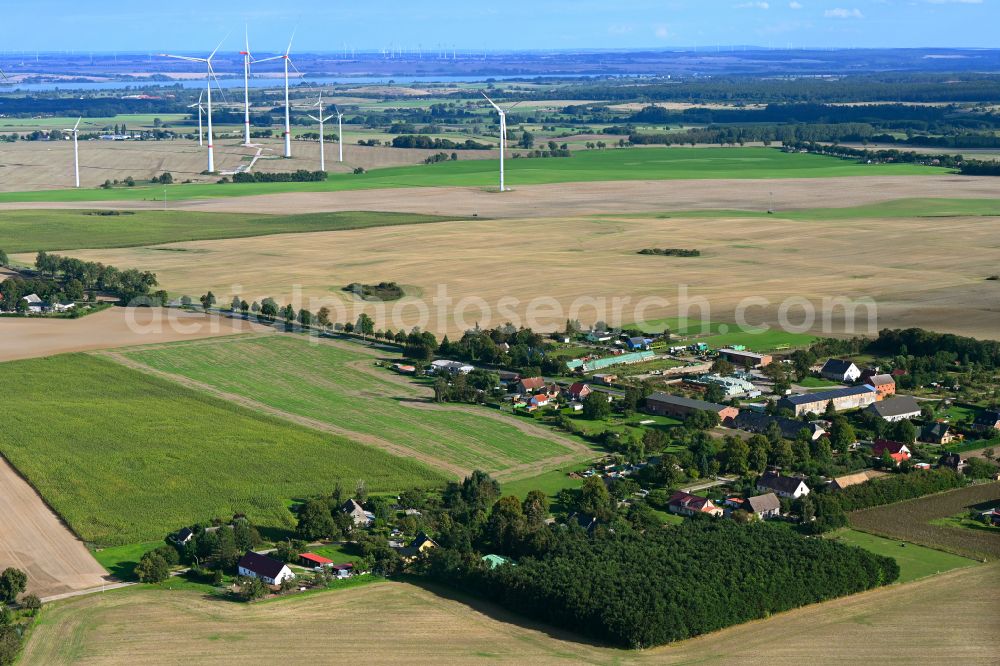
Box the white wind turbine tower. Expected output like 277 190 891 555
64 118 81 187
256 35 298 158
160 37 227 173
481 93 519 192
239 27 255 146
333 105 344 163
188 90 204 147
307 93 335 171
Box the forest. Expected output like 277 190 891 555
420 478 899 650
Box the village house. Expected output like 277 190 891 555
718 348 772 369
866 395 922 422
21 294 45 314
237 551 295 586
342 499 375 527
517 376 546 395
820 359 861 383
872 439 912 465
757 471 810 499
585 329 613 343
731 411 826 440
667 491 723 517
744 493 781 520
396 532 438 562
565 382 592 402
919 422 957 445
526 393 552 411
972 409 1000 434
777 385 877 417
624 336 651 351
938 452 967 473
645 392 738 422
592 373 617 385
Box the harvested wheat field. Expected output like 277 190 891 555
42 208 1000 338
0 137 488 192
20 565 1000 665
0 457 108 599
0 307 269 362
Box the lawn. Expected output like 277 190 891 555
92 541 165 580
0 147 945 203
825 528 977 584
799 376 843 388
0 209 459 253
501 465 588 500
120 335 578 476
629 315 816 350
0 353 445 546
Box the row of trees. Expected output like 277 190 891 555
34 251 158 304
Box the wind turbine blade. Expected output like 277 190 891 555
198 89 204 104
323 114 335 122
208 33 230 62
160 54 207 63
307 114 320 122
73 117 81 131
208 63 229 104
245 25 251 57
253 54 283 63
506 101 523 111
285 31 296 56
481 91 502 112
0 69 8 82
288 58 303 76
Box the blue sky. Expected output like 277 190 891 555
1 0 994 52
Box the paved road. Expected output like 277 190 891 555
681 476 736 494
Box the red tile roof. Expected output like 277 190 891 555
300 552 334 565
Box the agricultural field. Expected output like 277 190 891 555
20 564 1000 664
116 334 593 479
0 353 445 546
0 209 458 252
43 194 1000 339
0 146 946 202
825 528 977 583
849 483 1000 560
0 306 268 363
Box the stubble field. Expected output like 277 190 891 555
19 564 1000 665
39 200 1000 339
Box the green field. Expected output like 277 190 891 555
92 541 165 580
826 528 977 583
0 354 445 546
0 113 189 130
0 210 459 253
632 316 816 350
0 147 945 204
121 335 579 476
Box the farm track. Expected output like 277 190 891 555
849 482 1000 560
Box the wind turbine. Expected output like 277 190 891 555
64 118 81 188
239 27 254 146
333 105 344 163
188 90 204 147
481 93 519 192
307 93 335 171
256 34 298 158
160 36 227 173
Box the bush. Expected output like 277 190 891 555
134 551 170 583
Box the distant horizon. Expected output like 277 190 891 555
2 1 996 52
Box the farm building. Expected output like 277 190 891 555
972 409 1000 434
829 471 872 491
866 395 922 422
756 471 810 499
872 440 912 465
819 359 861 383
300 553 335 568
592 373 617 385
688 374 761 398
731 411 826 440
331 563 355 579
744 493 781 519
860 371 896 398
718 348 772 369
624 336 652 351
585 329 613 343
342 499 375 527
919 422 957 445
430 359 475 375
645 393 738 421
237 551 295 586
777 385 877 416
566 350 655 373
667 491 723 517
